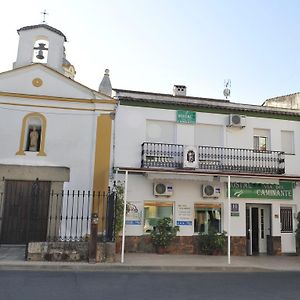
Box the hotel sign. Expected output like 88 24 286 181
230 182 293 200
176 110 196 124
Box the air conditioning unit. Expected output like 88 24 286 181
202 184 221 198
228 114 246 128
154 183 173 197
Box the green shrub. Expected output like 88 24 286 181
114 182 125 240
198 229 226 255
150 217 179 248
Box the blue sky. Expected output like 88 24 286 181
1 0 300 104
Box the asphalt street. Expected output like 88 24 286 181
1 270 300 300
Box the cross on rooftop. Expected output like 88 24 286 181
40 9 48 24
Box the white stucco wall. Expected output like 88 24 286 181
115 105 300 176
121 174 299 240
0 102 101 190
119 173 299 252
0 66 94 99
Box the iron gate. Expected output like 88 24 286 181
0 180 51 244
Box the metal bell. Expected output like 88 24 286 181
36 49 44 60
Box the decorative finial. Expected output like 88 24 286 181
99 68 112 96
40 9 49 24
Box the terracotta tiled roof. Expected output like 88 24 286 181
17 24 67 42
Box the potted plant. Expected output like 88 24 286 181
198 229 226 255
150 217 179 254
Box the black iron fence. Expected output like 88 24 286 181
0 189 117 244
141 142 285 175
47 190 117 242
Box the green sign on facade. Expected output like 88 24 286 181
230 181 294 200
176 110 196 124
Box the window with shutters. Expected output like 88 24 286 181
281 130 295 154
146 120 176 144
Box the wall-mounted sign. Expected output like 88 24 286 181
176 204 193 226
231 203 239 216
125 201 142 225
230 182 293 200
176 110 196 124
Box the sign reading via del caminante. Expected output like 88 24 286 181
230 181 293 200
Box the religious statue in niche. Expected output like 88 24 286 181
187 150 195 163
27 126 41 152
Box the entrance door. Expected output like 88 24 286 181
246 204 270 255
0 180 51 244
251 208 259 254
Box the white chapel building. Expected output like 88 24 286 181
0 23 115 244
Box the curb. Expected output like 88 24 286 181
0 262 287 273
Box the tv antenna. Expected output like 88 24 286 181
223 79 231 99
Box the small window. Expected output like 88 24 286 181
194 204 221 234
144 201 174 233
253 129 270 151
253 136 267 151
280 207 293 233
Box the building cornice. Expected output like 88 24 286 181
0 91 117 105
116 167 300 181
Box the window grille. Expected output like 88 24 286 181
280 207 293 233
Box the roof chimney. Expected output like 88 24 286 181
173 85 186 96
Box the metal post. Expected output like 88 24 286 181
228 175 231 265
89 212 99 263
121 170 128 264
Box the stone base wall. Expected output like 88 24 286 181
27 241 116 262
117 236 247 256
230 237 247 256
271 236 282 255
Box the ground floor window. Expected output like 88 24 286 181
194 204 221 234
144 201 173 233
280 207 293 233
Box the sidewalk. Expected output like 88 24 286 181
0 248 300 272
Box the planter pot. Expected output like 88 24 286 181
156 246 167 254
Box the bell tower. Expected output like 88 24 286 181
13 23 71 76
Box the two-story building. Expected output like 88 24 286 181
113 85 300 256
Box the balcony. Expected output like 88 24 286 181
141 142 285 175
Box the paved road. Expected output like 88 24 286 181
1 270 300 300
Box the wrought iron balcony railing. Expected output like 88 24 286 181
141 142 285 175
